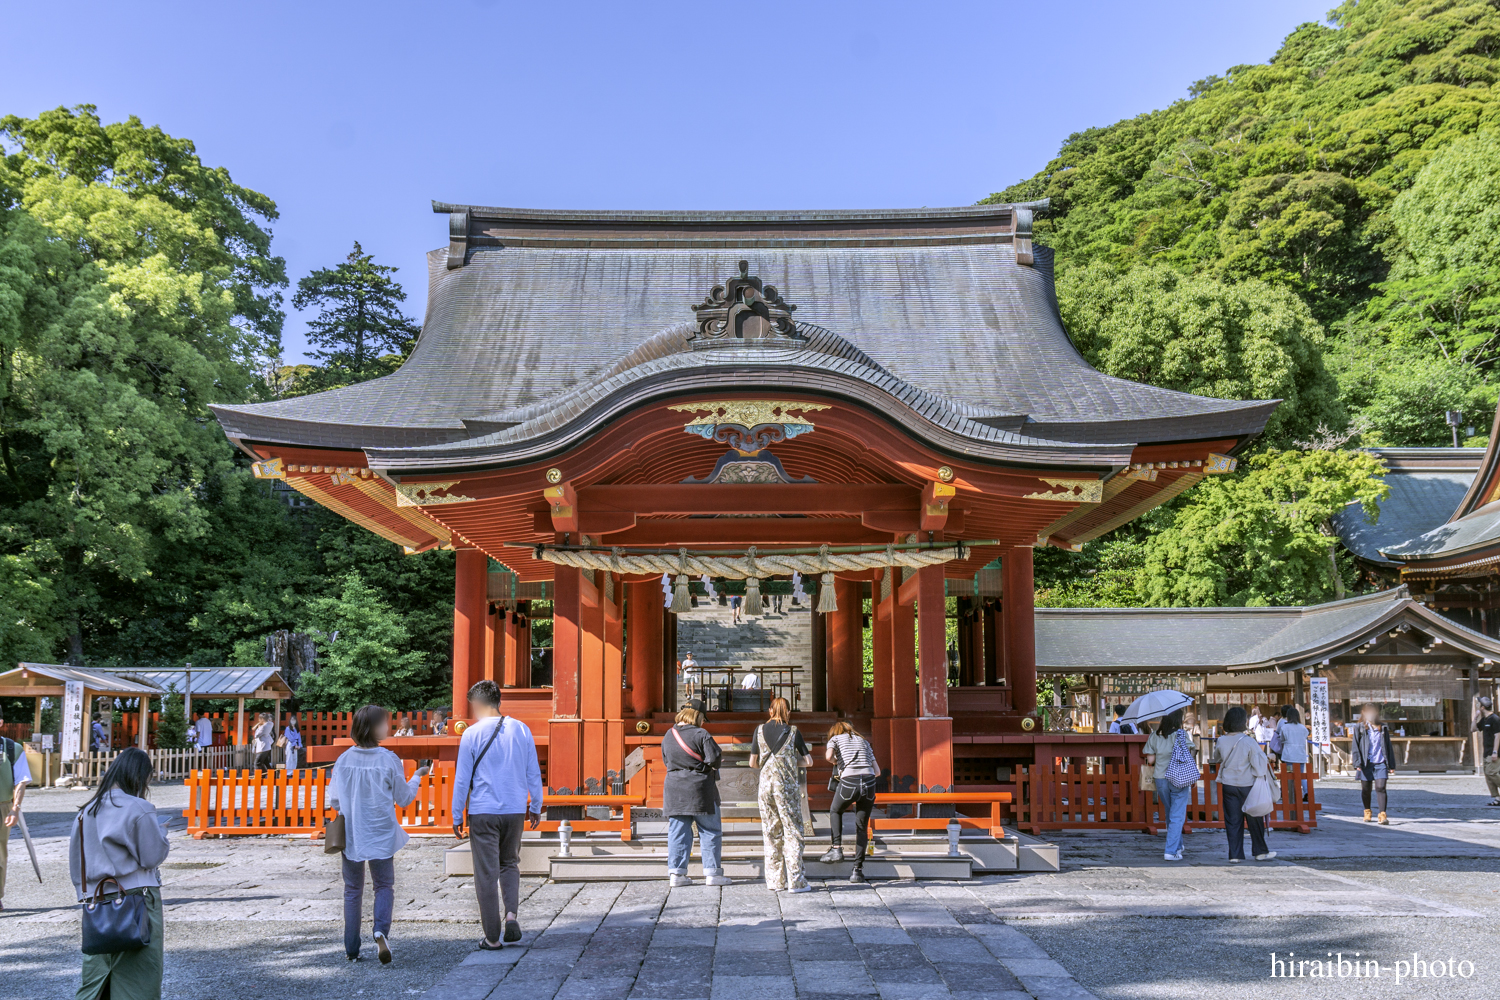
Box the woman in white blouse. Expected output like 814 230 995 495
328 705 428 963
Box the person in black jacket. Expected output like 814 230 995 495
661 707 730 887
1349 702 1396 825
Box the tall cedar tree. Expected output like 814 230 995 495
291 242 419 381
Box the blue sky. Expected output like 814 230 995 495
4 0 1330 362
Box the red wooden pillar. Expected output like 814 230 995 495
627 580 663 718
550 567 583 793
485 606 500 684
889 576 919 789
501 611 521 687
828 577 863 715
580 570 607 792
1004 547 1037 715
982 601 999 687
452 548 489 715
871 571 894 775
603 574 625 790
916 565 952 792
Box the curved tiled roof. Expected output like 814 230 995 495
1333 448 1482 566
1035 588 1500 672
211 206 1277 469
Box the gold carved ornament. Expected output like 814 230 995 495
1023 478 1104 503
250 457 285 480
668 400 830 429
393 481 476 507
1203 453 1238 474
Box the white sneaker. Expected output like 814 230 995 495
1163 852 1183 861
788 883 812 894
1254 851 1278 861
704 874 732 886
668 874 693 887
1228 857 1242 864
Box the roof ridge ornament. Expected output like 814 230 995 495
689 260 805 349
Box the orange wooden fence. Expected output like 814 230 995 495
180 763 642 840
873 792 1011 839
182 761 460 838
1013 762 1321 835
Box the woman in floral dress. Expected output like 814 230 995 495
749 697 813 892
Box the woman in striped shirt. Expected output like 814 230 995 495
821 722 879 882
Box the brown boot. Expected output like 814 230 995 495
1378 811 1388 825
1363 809 1373 822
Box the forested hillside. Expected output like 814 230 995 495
991 0 1500 608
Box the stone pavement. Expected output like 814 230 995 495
3 775 1499 999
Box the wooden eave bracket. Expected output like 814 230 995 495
531 508 636 535
545 481 579 533
920 481 957 532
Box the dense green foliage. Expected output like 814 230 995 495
1008 0 1500 607
0 108 449 709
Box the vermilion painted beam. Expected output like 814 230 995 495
578 484 917 515
531 509 637 535
897 571 921 607
861 508 966 534
579 518 894 547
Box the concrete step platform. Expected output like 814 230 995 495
445 829 1059 878
549 850 971 881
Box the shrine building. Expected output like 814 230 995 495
210 203 1277 798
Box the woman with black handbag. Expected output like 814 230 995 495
69 747 169 1000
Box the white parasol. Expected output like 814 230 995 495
1118 689 1194 726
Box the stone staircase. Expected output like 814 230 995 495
674 602 812 670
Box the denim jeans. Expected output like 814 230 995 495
667 811 723 876
1155 780 1190 856
341 855 395 958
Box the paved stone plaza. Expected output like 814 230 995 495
3 775 1498 999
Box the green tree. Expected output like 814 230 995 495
0 105 287 663
155 684 189 749
296 571 428 712
1137 449 1389 607
290 242 418 390
1057 264 1342 445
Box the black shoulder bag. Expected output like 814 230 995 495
78 812 151 955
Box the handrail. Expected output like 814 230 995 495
872 790 1011 839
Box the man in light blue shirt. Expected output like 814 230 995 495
451 680 542 950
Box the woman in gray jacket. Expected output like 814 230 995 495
1213 706 1276 863
69 747 170 1000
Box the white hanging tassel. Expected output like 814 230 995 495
661 572 672 608
745 547 763 615
791 571 806 606
816 544 838 613
671 548 692 614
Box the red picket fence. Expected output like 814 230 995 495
0 722 33 742
183 761 459 838
181 763 639 840
1013 762 1320 834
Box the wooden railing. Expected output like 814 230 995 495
873 792 1011 839
181 763 617 840
65 746 255 786
535 794 645 842
1013 762 1321 834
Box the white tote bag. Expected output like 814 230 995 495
1243 775 1275 817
